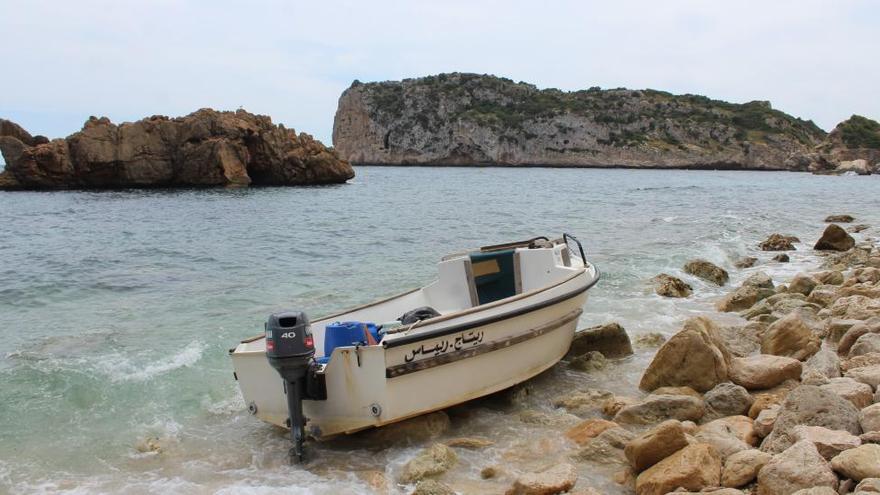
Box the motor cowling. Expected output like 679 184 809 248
264 310 314 463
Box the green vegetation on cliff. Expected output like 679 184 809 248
836 115 880 149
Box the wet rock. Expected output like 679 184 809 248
614 394 705 425
722 448 772 488
633 332 666 348
572 427 634 465
861 403 880 433
411 479 455 495
684 259 730 286
359 470 390 493
717 285 764 313
694 416 756 460
821 377 874 408
652 273 693 298
761 385 861 454
761 311 821 361
564 418 618 445
815 224 856 251
704 382 754 418
602 396 639 417
850 224 870 233
803 349 842 379
568 322 633 359
519 409 580 427
789 274 819 296
851 334 880 358
444 437 494 449
831 444 880 481
744 271 775 289
846 364 880 390
480 466 498 479
757 440 838 495
568 351 607 372
640 317 730 393
624 420 689 472
754 405 780 437
399 443 457 483
551 388 614 416
760 234 798 251
368 412 451 445
791 425 862 460
735 257 758 269
506 463 578 495
826 214 855 223
774 253 792 263
634 443 722 495
730 354 803 390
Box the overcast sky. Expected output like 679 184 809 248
1 0 878 148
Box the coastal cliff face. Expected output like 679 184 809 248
812 115 880 174
0 109 354 190
332 73 828 170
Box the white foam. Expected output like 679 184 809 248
92 341 205 383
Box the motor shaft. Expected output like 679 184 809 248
285 378 306 463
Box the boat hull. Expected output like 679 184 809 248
231 268 593 438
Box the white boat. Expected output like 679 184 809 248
230 234 599 457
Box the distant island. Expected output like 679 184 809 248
0 109 353 190
332 73 880 174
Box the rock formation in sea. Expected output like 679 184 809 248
0 109 354 190
332 73 830 170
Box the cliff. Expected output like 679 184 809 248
332 73 828 170
0 109 354 190
811 115 880 175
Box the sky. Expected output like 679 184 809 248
1 0 879 151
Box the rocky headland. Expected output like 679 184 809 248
337 217 880 494
332 73 880 174
0 109 354 190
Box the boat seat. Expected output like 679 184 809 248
469 249 519 305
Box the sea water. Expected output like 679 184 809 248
0 167 878 494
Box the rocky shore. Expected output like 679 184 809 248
332 73 880 175
345 216 880 494
0 109 354 190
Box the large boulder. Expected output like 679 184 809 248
694 416 756 460
684 259 729 286
791 425 862 460
567 322 633 359
722 448 772 487
831 444 880 481
761 385 861 454
815 224 856 251
756 441 838 495
624 420 690 472
729 354 803 390
0 111 354 190
760 234 798 251
399 443 458 483
851 334 880 358
717 285 765 312
635 443 722 495
761 311 821 361
704 382 754 418
613 394 705 425
506 463 578 495
820 377 874 409
652 273 693 298
803 349 842 379
839 319 880 355
846 364 880 389
640 317 730 392
789 274 819 296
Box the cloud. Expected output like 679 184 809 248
1 0 877 145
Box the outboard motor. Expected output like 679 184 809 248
265 310 314 463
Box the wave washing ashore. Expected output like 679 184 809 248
0 167 879 494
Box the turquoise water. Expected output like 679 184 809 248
0 167 878 493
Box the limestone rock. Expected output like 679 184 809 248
789 274 819 296
729 354 803 390
717 285 763 312
839 320 880 356
694 416 756 460
760 234 798 251
761 311 821 361
640 317 730 392
552 388 614 416
861 403 880 433
821 377 874 408
568 351 607 372
846 364 880 390
790 488 839 495
506 463 578 495
444 437 494 449
716 322 765 358
826 214 855 223
614 394 705 425
369 411 451 445
684 259 730 286
791 425 862 460
754 405 780 438
704 382 754 418
831 444 880 481
411 480 455 495
828 319 862 342
774 253 791 262
634 443 722 495
652 273 693 298
624 420 689 472
571 427 634 465
843 352 880 372
634 332 666 348
735 257 758 269
854 478 880 492
568 322 633 359
803 349 842 379
399 443 458 483
815 270 845 285
564 418 619 445
722 448 772 487
756 440 838 495
761 385 860 454
851 334 880 358
815 224 856 251
1 110 354 189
